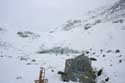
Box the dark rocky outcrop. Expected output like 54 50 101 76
97 69 103 77
37 47 80 55
17 31 40 39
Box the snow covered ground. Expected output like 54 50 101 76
0 0 125 83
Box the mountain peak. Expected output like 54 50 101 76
109 0 125 13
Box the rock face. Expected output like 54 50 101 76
61 54 96 83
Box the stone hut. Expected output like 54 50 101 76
60 54 96 83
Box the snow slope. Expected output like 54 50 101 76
0 0 125 83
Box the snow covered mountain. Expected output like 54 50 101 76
0 0 125 83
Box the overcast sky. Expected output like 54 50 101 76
0 0 116 31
